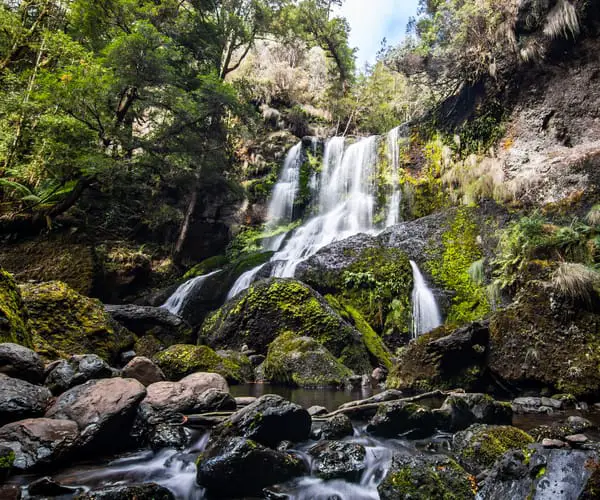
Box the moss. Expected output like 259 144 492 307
428 207 491 325
21 281 130 361
0 269 32 347
0 448 15 468
153 344 251 383
184 255 229 279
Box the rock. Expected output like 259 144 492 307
27 477 80 496
179 372 229 393
0 418 78 470
372 367 387 382
248 354 265 366
308 441 366 481
512 396 564 414
0 269 32 347
201 278 372 374
216 350 255 382
378 453 474 500
120 350 136 365
142 383 235 415
122 356 165 386
235 396 257 407
0 374 51 425
45 355 113 395
105 304 193 349
435 393 513 432
153 344 251 383
478 446 599 499
318 414 354 440
45 378 146 453
74 483 174 499
565 434 588 446
542 438 566 448
0 484 20 499
197 437 306 498
211 394 311 447
0 445 14 482
452 424 534 474
567 416 594 433
20 281 132 362
0 343 44 383
307 405 328 417
366 401 438 439
263 332 353 388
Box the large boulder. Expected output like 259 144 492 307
378 453 474 500
75 483 175 499
0 374 51 426
122 356 165 386
104 304 193 347
201 278 371 374
0 270 31 347
262 332 353 388
366 401 438 439
436 393 513 432
308 441 366 481
196 437 307 498
0 418 78 470
210 394 311 447
153 344 252 383
20 281 132 362
44 355 113 395
0 343 44 383
45 378 146 453
317 414 354 440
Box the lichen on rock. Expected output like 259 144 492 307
0 269 31 347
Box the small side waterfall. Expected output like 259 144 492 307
161 270 221 316
266 142 303 225
410 260 442 338
226 265 265 300
385 126 402 227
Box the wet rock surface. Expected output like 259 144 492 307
44 355 113 395
317 414 354 440
308 440 366 481
0 374 51 426
122 356 165 386
74 483 175 499
0 343 44 383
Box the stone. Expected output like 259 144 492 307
512 397 564 414
0 418 78 470
142 383 235 415
179 372 229 393
435 393 513 432
0 269 31 347
565 434 588 446
318 414 354 440
211 394 311 447
248 354 265 366
197 437 307 498
542 438 566 448
567 416 594 433
234 396 257 407
307 405 328 417
0 343 44 383
27 477 80 496
45 378 146 453
45 355 113 395
366 401 437 439
308 441 366 481
74 483 175 499
0 485 20 500
372 367 387 383
122 356 165 386
0 374 51 426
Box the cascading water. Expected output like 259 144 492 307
385 126 402 227
161 269 221 316
266 141 303 225
409 260 442 338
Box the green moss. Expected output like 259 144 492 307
0 448 15 469
428 207 490 325
184 255 229 279
0 269 32 347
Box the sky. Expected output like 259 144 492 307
335 0 420 69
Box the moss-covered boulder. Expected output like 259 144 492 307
201 278 371 374
153 344 252 383
453 424 534 474
0 270 31 347
489 281 600 397
263 332 353 388
378 453 475 500
20 281 131 362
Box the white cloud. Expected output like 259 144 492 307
335 0 419 69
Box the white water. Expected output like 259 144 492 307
226 264 265 300
385 127 402 227
161 270 221 316
410 260 442 338
267 141 303 225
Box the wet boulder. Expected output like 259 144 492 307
45 378 146 453
200 278 371 374
0 374 51 426
197 436 307 498
0 445 14 482
210 394 311 447
378 453 474 500
0 343 44 384
366 401 438 439
0 418 78 470
263 332 353 388
452 424 534 474
44 355 113 395
122 356 165 386
27 477 81 497
308 441 366 481
435 393 513 432
74 483 175 499
0 269 32 347
317 414 354 440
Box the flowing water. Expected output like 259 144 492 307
161 270 222 316
410 260 442 338
266 142 303 225
385 127 402 227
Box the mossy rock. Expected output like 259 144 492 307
201 278 371 374
20 281 131 362
453 424 534 474
184 255 229 279
0 269 32 347
378 453 475 500
263 332 353 388
153 344 252 383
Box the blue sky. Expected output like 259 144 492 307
335 0 420 69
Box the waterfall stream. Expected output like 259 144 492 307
266 142 303 225
161 269 221 316
385 127 402 227
409 260 442 338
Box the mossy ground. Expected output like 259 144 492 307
0 268 32 347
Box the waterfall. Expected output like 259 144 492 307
266 142 302 225
226 265 265 300
161 270 221 316
385 126 402 227
410 260 442 338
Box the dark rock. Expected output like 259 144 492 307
366 401 437 438
0 343 44 383
378 453 473 499
0 374 51 426
248 354 265 367
308 440 366 481
211 394 311 447
566 434 589 447
28 477 80 496
0 485 20 500
120 350 136 365
542 438 566 448
567 416 594 434
74 483 174 499
512 397 564 414
197 437 307 498
45 355 113 395
307 405 328 417
122 356 165 386
435 393 513 432
318 414 354 440
0 418 78 470
234 396 257 407
45 378 146 453
372 367 387 383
